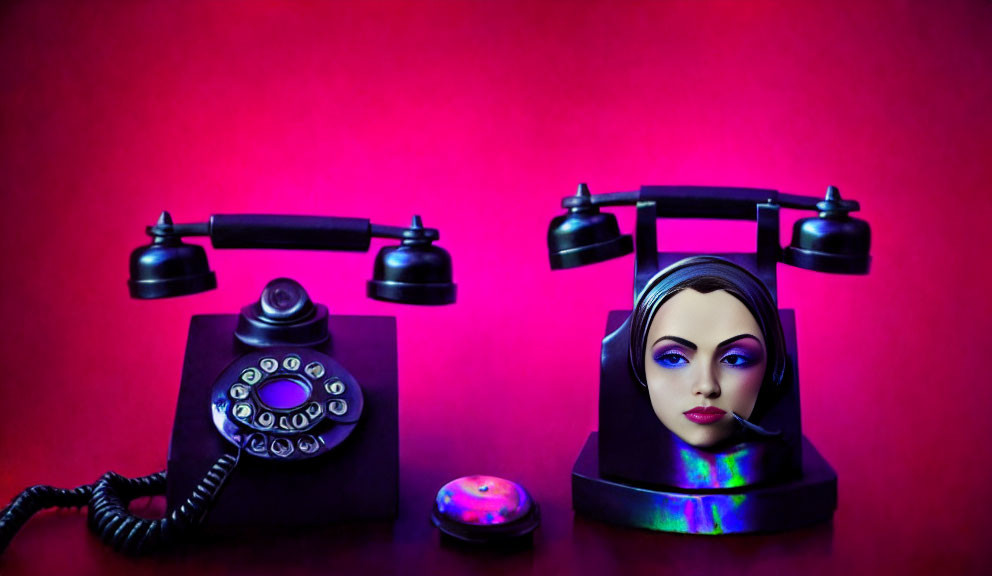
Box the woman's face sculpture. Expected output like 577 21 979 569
644 288 767 448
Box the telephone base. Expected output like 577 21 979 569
167 313 399 527
572 432 836 534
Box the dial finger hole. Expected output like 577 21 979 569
283 356 301 371
259 358 279 373
292 413 309 429
298 435 319 454
241 368 262 385
305 362 325 379
233 402 253 420
324 379 345 395
306 402 323 418
257 411 275 429
328 399 348 416
271 438 294 458
247 433 268 454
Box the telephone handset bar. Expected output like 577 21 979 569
145 214 439 251
562 186 860 220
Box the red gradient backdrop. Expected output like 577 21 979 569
1 1 990 574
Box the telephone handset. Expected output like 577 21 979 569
547 183 871 534
0 211 455 555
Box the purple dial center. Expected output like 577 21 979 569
257 378 309 410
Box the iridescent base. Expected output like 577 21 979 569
572 433 836 534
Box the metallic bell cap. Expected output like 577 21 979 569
128 212 217 299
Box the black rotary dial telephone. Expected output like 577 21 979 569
0 211 455 555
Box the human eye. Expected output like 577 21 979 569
653 349 689 368
721 350 757 368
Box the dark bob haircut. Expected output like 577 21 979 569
629 256 787 398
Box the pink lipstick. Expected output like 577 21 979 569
683 406 726 424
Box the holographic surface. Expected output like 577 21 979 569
435 475 532 526
573 433 837 535
674 441 764 489
639 491 751 534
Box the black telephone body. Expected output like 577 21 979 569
547 184 871 534
168 279 399 526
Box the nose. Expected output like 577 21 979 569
692 364 721 398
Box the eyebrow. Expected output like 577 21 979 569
652 336 697 350
652 334 763 350
717 334 763 348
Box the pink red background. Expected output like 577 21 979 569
1 1 990 574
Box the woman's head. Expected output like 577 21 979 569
629 257 786 447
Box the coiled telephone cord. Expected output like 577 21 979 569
0 450 240 556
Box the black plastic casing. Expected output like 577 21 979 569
166 313 398 527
